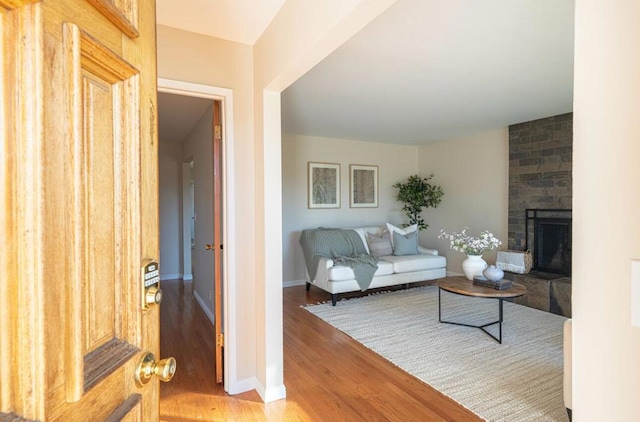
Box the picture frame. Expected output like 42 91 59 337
308 162 341 209
350 164 378 208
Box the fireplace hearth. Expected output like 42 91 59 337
526 209 572 276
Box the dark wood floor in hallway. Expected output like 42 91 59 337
160 279 481 421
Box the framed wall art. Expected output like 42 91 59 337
350 164 378 208
308 162 340 208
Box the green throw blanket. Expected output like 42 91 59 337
299 228 378 291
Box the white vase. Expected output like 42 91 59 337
462 255 487 281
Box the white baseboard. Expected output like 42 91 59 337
160 273 182 281
193 289 215 325
283 279 306 288
446 270 464 277
182 274 193 281
226 377 257 396
255 378 287 403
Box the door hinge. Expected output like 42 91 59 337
217 333 224 347
214 125 222 140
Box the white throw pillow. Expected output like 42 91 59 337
386 223 418 247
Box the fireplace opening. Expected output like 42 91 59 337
526 209 572 276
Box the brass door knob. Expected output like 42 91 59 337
205 244 214 250
145 286 163 306
135 352 176 386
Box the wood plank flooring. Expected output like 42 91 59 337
159 279 482 421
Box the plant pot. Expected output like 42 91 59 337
462 255 487 281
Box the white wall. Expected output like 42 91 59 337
573 0 640 419
282 134 418 283
181 103 215 317
158 0 396 400
282 129 509 283
159 141 183 279
157 25 257 391
253 0 396 402
417 128 509 276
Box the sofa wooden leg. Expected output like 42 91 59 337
305 282 311 292
566 408 572 421
331 294 337 306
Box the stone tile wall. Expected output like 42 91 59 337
508 113 573 250
506 113 573 318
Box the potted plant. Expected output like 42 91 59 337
393 174 444 230
437 227 502 280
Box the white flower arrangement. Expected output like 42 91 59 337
438 227 502 256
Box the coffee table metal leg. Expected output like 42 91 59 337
438 287 442 322
498 298 503 343
438 290 505 344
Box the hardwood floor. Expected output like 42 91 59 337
160 279 482 421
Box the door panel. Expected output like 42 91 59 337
85 0 139 38
83 72 118 354
104 394 142 422
1 0 162 420
62 23 141 400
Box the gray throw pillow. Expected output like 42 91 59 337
393 230 419 255
366 231 393 257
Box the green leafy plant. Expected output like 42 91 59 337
393 174 444 230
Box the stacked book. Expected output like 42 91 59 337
473 276 513 290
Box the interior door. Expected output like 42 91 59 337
212 100 224 384
0 0 170 420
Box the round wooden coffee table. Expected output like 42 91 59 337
437 277 527 344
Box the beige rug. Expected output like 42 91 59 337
304 285 569 422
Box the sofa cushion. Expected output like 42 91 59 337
392 231 419 255
380 254 446 273
366 230 393 257
327 260 394 281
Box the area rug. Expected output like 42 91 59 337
303 285 568 422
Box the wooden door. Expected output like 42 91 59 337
212 100 223 384
0 0 167 420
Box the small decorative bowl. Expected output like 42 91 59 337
483 265 504 282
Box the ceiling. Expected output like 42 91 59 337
156 0 285 46
156 0 574 146
157 92 213 143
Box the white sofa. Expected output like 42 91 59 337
303 226 447 305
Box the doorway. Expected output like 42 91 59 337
182 161 194 281
157 78 237 394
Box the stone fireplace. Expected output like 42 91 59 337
504 113 573 317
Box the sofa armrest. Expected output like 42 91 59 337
418 246 439 256
308 258 333 283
